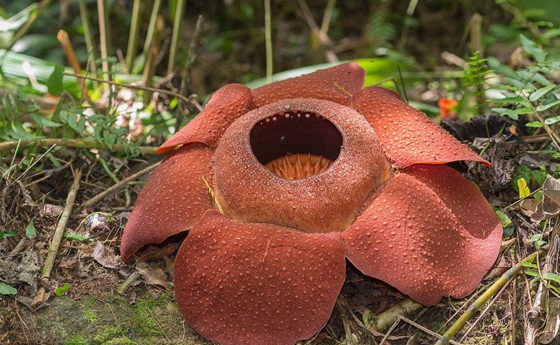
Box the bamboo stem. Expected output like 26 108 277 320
435 246 548 345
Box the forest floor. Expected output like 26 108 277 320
1 106 557 345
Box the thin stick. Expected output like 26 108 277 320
0 138 157 155
264 0 273 84
526 222 559 344
7 238 28 260
33 168 82 307
180 15 205 98
459 281 509 342
62 72 193 106
399 316 463 345
41 168 82 280
435 246 548 345
320 0 336 35
82 161 161 208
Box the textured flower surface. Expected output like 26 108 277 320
120 63 503 345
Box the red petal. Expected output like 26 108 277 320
120 144 214 261
174 211 346 345
342 165 502 305
251 62 365 108
353 86 491 168
157 84 252 153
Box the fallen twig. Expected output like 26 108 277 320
7 238 27 260
33 167 82 307
118 271 141 294
372 298 423 331
435 245 549 345
82 161 160 208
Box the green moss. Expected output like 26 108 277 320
28 291 207 345
130 299 163 338
94 325 126 343
83 310 97 323
65 335 89 345
100 337 138 345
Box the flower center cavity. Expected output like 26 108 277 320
250 111 342 179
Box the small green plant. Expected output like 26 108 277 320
488 35 560 144
55 283 71 297
0 282 17 295
462 50 493 115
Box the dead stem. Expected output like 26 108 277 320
117 271 140 294
33 167 82 307
82 161 160 208
435 244 549 345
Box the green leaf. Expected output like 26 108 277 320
47 64 64 96
0 230 16 239
533 73 551 87
535 190 543 202
544 116 560 125
25 219 36 239
520 34 547 62
63 233 92 242
54 283 71 297
536 100 560 111
103 131 117 150
495 210 512 227
30 113 62 128
12 119 38 139
529 84 556 102
517 177 531 198
525 269 540 277
521 261 538 268
526 121 543 128
491 96 525 104
543 273 560 284
0 282 17 295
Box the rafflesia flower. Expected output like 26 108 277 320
120 62 502 345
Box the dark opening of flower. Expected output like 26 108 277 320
250 111 342 180
120 62 503 345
